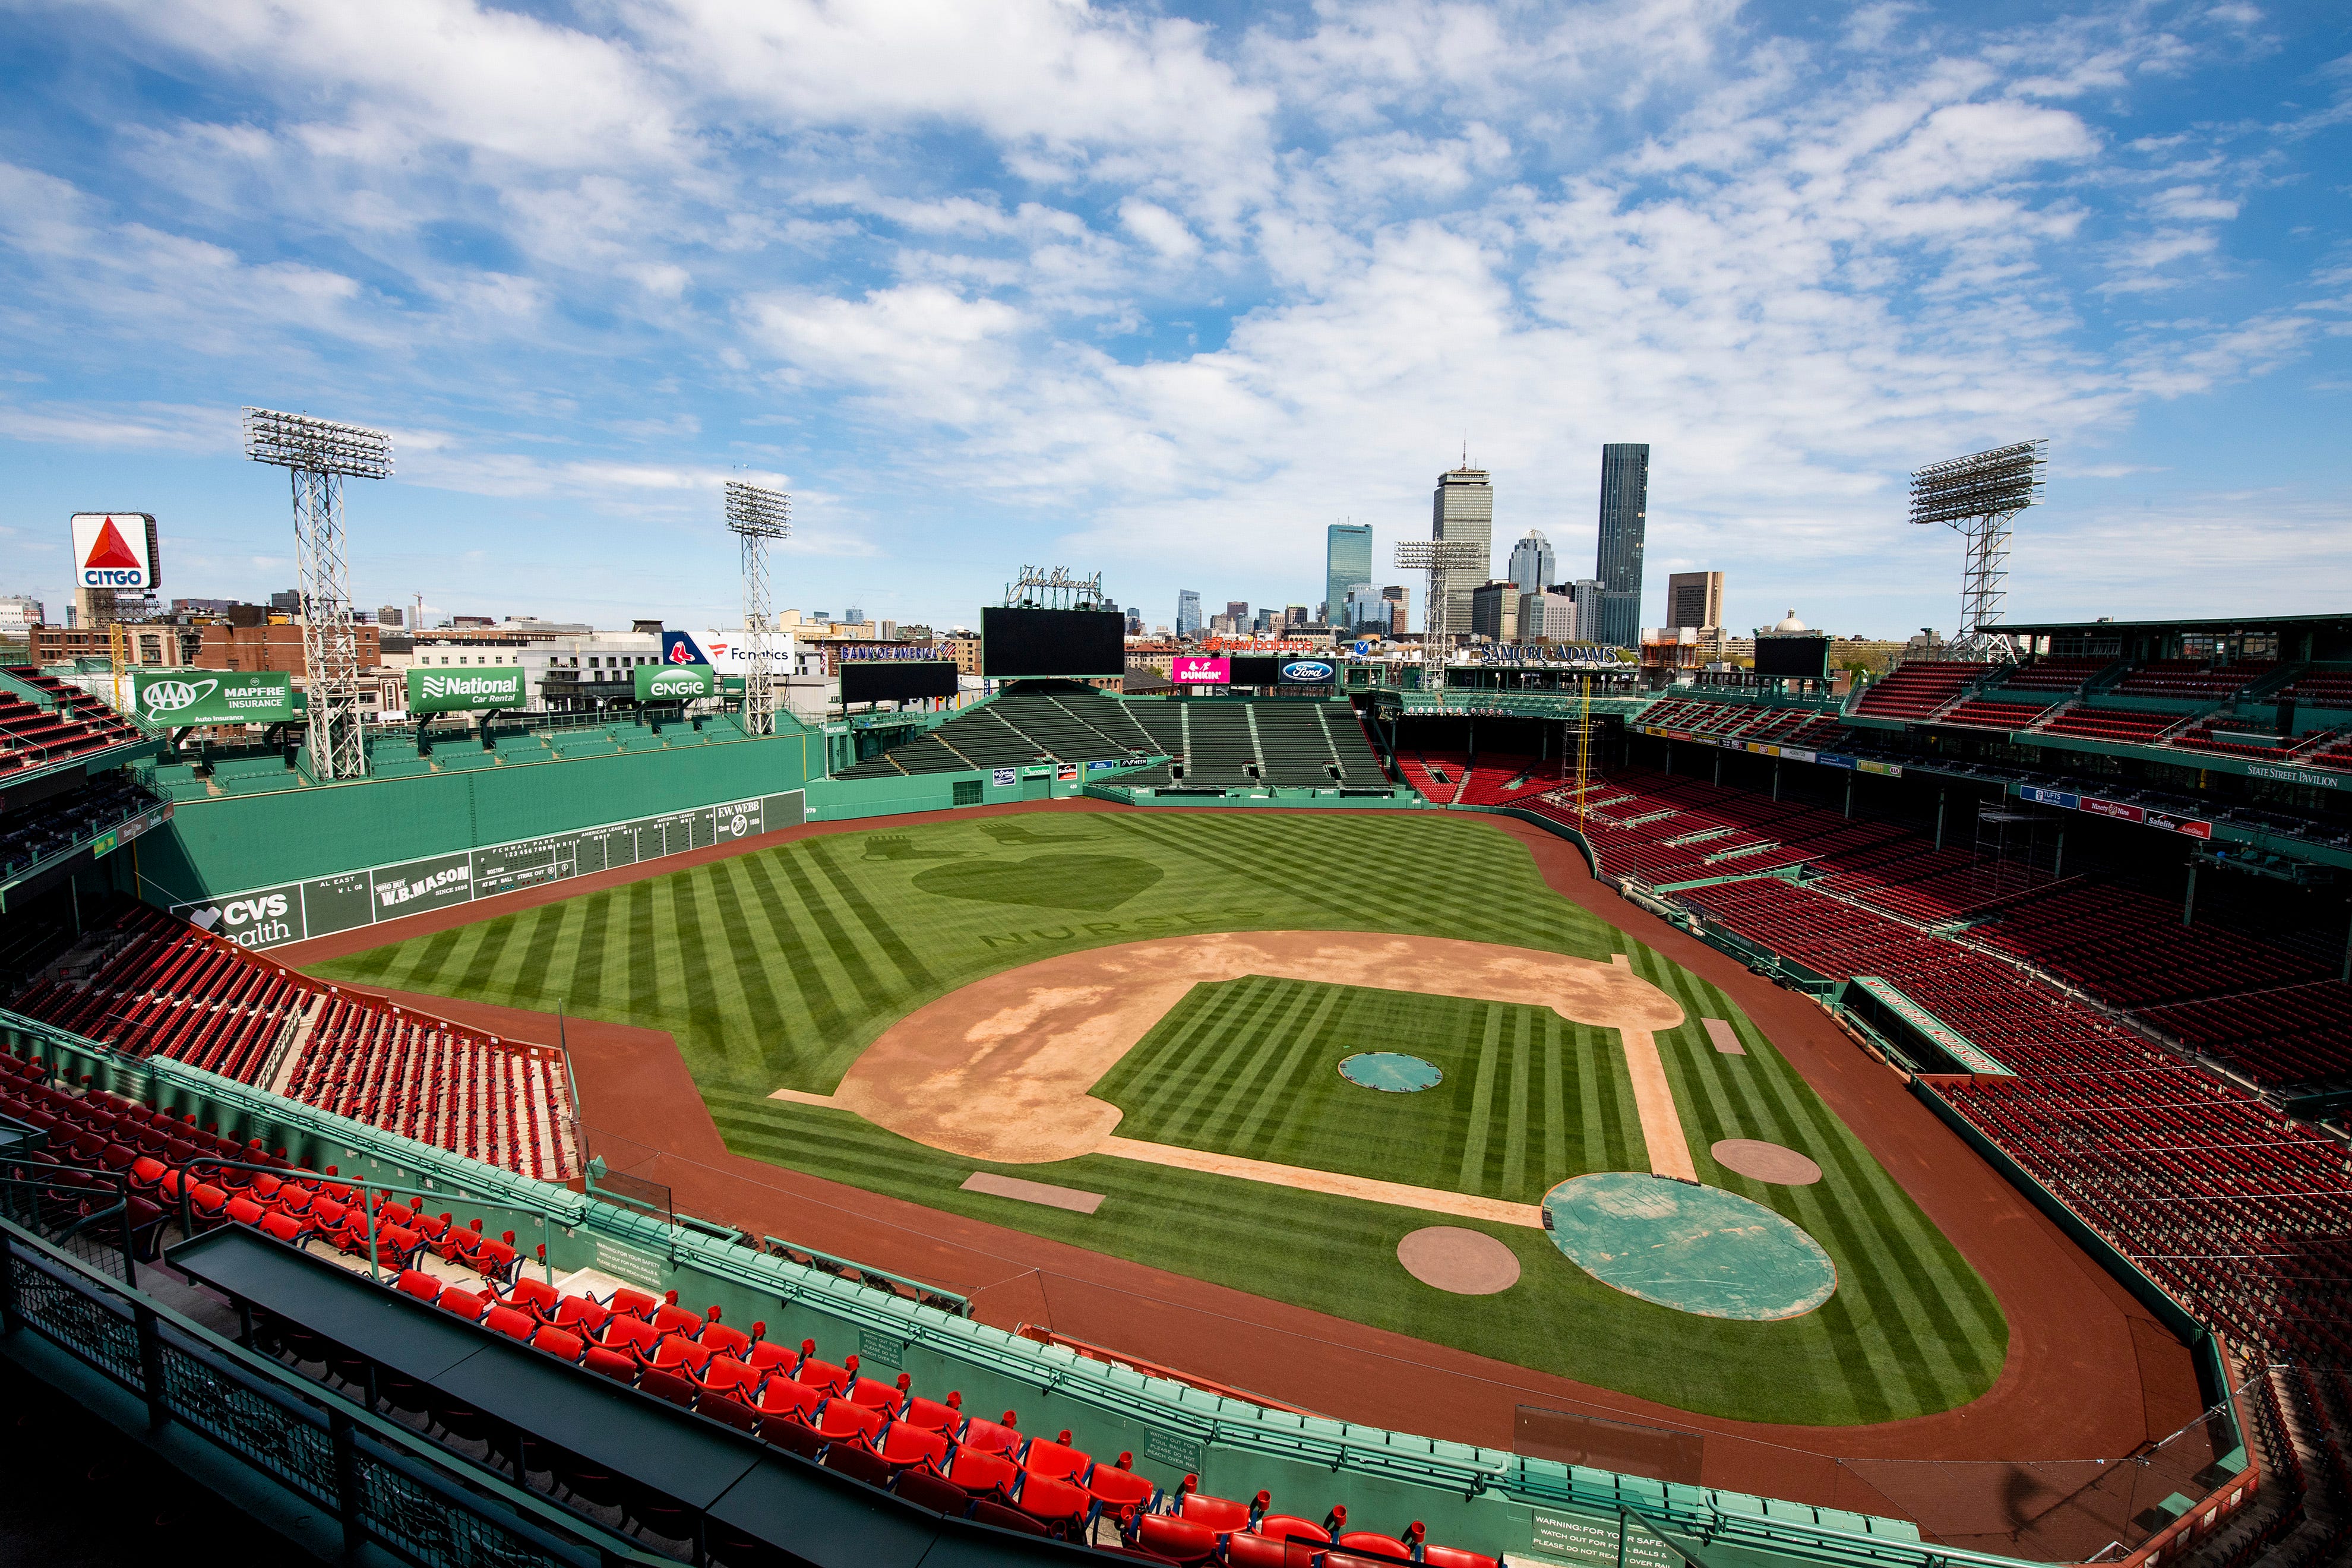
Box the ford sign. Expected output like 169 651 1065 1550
1279 660 1335 684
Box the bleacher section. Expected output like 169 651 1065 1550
1849 661 1981 720
2110 659 2276 700
2 668 146 775
0 775 159 883
1666 873 2352 1370
839 687 1384 794
1937 696 2059 731
2035 705 2179 745
1996 657 2112 693
7 903 574 1178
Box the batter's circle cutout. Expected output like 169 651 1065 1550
1541 1171 1836 1321
1338 1052 1443 1092
1397 1226 1521 1295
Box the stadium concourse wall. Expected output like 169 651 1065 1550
0 1007 2033 1568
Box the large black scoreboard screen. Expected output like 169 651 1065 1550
981 607 1126 679
1754 636 1830 680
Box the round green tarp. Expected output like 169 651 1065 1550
1540 1171 1836 1321
1336 1052 1443 1093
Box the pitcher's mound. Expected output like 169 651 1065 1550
1397 1226 1520 1295
1711 1138 1823 1186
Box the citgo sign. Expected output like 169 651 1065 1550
72 513 160 591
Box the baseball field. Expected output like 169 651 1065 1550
308 809 2006 1425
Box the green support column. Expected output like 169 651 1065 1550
1843 774 1854 818
1935 789 1948 852
1772 760 1781 801
2183 861 2198 928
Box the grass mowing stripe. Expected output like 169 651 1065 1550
1457 1005 1503 1194
734 851 850 1054
770 848 883 1008
1541 1016 1568 1188
701 858 794 1087
1501 1009 1532 1200
315 809 2008 1428
805 838 938 991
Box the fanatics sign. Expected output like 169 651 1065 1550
72 513 161 590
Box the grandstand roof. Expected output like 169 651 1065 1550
1986 611 2352 635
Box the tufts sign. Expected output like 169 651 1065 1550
635 662 715 703
408 668 528 714
131 669 296 727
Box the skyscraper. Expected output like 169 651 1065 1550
1175 590 1202 638
1431 464 1494 641
1325 524 1372 637
1506 530 1554 596
1594 443 1649 647
1667 571 1723 631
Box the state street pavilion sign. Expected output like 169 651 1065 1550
636 662 715 703
130 669 298 727
408 667 529 714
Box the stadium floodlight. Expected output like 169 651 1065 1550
1394 538 1488 697
1908 439 2046 660
725 479 791 736
242 407 392 780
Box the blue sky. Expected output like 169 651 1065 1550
1 0 2346 640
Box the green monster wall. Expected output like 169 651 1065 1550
124 724 821 950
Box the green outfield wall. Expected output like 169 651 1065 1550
123 726 821 949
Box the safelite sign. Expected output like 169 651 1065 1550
72 513 160 591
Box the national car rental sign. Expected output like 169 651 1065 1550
71 513 161 592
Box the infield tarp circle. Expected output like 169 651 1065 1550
1337 1052 1443 1093
1540 1172 1836 1321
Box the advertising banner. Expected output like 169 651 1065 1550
91 802 173 859
409 668 527 714
992 768 1018 788
1278 658 1335 685
131 669 297 727
173 791 805 950
1171 656 1230 684
72 512 160 591
2019 784 2210 839
636 662 715 703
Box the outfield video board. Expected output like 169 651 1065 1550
981 607 1124 679
1754 636 1829 680
174 789 805 950
842 660 958 704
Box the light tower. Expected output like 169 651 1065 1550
1908 440 2047 660
724 479 791 735
1393 538 1487 700
242 408 391 780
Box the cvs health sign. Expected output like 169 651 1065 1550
71 513 161 591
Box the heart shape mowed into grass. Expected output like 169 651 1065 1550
912 853 1165 912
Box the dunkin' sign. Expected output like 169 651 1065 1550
1171 656 1231 684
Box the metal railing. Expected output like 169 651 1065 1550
1 1215 668 1568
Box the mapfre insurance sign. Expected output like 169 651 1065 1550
71 513 161 591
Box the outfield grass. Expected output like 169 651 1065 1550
311 810 2006 1425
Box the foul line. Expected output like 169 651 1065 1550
1099 1136 1544 1228
1610 954 1696 1181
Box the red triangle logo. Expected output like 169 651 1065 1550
83 517 143 571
